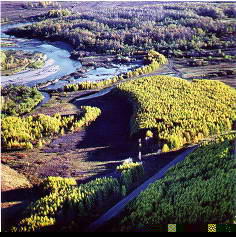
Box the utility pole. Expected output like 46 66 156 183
138 138 142 162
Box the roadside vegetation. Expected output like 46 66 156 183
10 161 145 232
11 176 120 232
111 134 236 230
116 76 236 151
117 162 144 194
1 1 236 232
0 50 46 76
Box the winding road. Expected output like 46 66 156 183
2 19 234 232
88 145 198 232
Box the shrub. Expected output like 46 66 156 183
146 130 154 138
162 144 170 153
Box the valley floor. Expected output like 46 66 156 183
1 52 235 231
1 85 187 231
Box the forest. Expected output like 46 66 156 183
1 1 236 233
6 3 236 59
1 106 101 150
10 133 234 232
116 76 236 151
111 134 236 230
11 176 121 232
1 85 44 117
11 161 145 232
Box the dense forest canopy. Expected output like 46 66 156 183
114 135 236 229
116 76 236 150
7 3 236 57
11 162 145 232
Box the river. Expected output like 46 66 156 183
1 22 138 90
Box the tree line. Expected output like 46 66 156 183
11 161 145 232
1 106 101 150
6 3 236 58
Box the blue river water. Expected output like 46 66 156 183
1 22 138 90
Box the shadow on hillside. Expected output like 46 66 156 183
73 92 138 161
1 187 38 203
1 186 41 231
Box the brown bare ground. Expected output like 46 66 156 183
2 89 184 187
30 90 99 116
174 58 236 88
1 164 32 192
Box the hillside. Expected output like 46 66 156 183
108 134 236 230
116 76 236 150
1 164 32 192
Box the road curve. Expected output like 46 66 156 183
88 145 198 232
